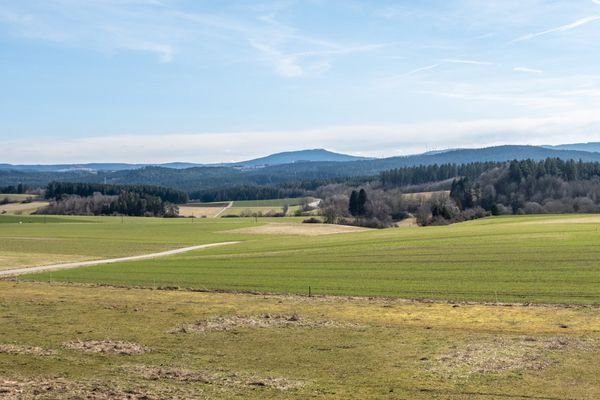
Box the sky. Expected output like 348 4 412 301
1 0 600 163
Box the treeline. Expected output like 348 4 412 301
0 183 28 194
448 158 600 217
40 192 179 217
380 162 501 187
45 182 188 204
190 185 306 203
189 177 371 202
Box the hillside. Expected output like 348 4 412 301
232 148 371 167
544 142 600 153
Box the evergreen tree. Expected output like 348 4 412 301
349 190 359 216
358 189 367 216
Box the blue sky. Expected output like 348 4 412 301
1 0 600 163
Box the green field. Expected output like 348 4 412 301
2 214 600 304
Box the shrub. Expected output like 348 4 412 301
302 217 321 224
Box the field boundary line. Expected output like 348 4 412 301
214 201 233 217
0 241 240 277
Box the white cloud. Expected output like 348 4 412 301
510 15 600 43
248 39 304 77
5 110 600 164
441 58 493 66
513 66 543 74
405 63 439 75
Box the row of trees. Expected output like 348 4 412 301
40 192 179 217
190 185 305 202
319 184 408 228
45 182 188 204
319 158 600 227
380 162 501 187
446 158 600 217
0 183 28 194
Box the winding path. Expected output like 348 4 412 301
0 241 240 277
214 201 233 218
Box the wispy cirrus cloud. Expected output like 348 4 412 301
405 63 440 75
0 1 386 76
513 66 544 74
510 15 600 43
403 58 493 76
441 58 494 66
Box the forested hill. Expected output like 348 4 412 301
3 145 600 192
235 148 371 167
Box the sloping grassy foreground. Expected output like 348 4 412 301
16 214 600 304
0 281 598 399
0 215 270 269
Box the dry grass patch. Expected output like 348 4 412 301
62 340 148 355
0 201 48 215
0 378 181 400
427 336 596 379
224 222 369 236
0 251 94 271
178 205 227 218
127 365 304 391
0 344 55 356
396 217 417 227
170 313 365 334
522 215 600 225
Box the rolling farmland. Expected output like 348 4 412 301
2 214 600 399
2 214 599 304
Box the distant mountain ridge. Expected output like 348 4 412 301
542 142 600 153
0 149 370 172
4 144 600 192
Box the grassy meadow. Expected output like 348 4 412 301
1 213 599 304
0 281 599 399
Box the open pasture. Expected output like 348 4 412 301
2 214 600 399
3 213 600 304
0 281 598 399
0 214 264 270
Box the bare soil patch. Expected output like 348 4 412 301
0 344 55 356
427 336 595 379
225 222 369 236
0 378 181 400
62 340 148 355
170 313 365 333
127 365 303 391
